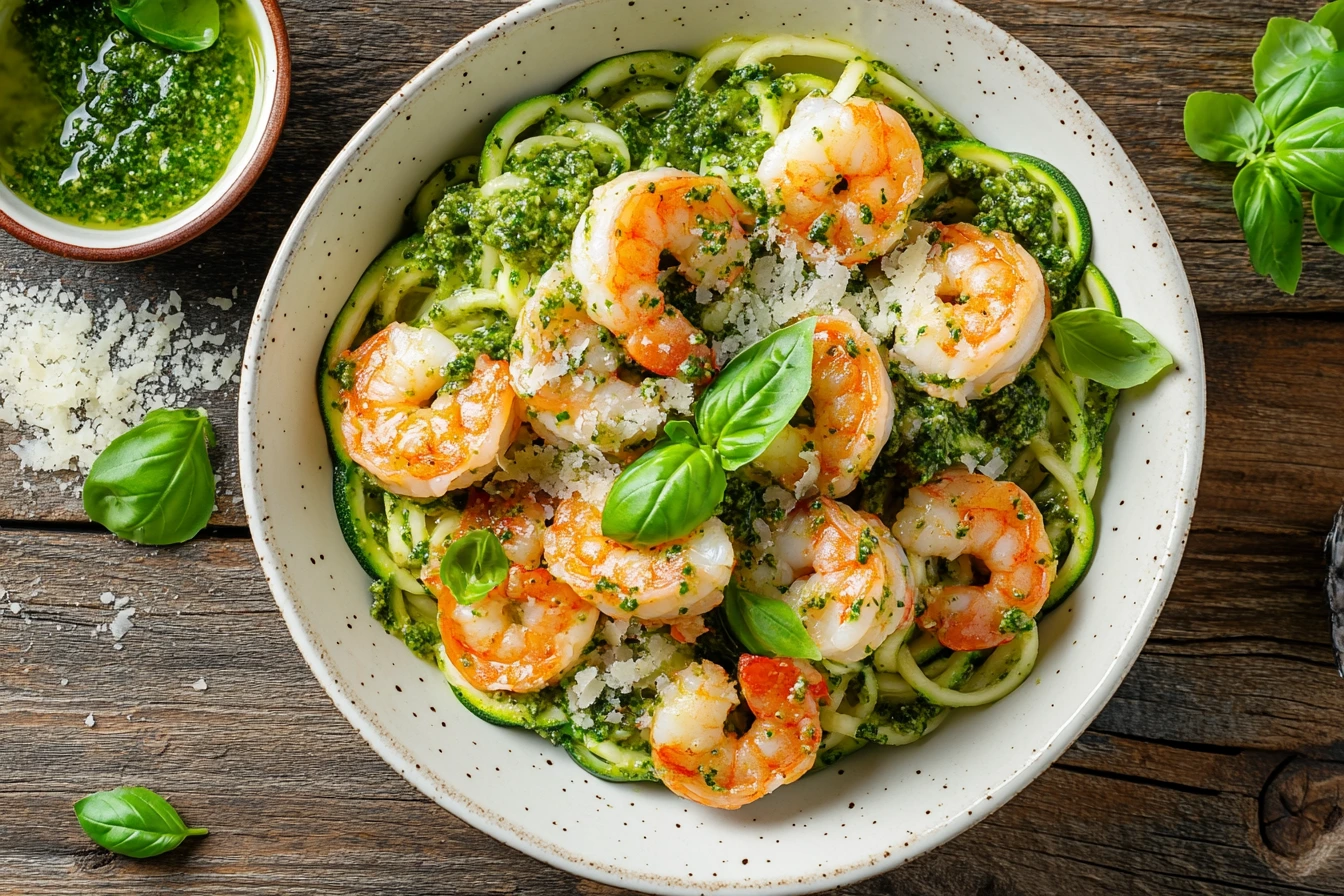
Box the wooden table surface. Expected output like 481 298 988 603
3 1 1343 893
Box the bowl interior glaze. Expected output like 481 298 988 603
240 1 1204 892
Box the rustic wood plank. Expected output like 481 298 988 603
2 503 1342 894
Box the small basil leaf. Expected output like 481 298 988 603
663 418 700 445
1257 56 1344 135
694 317 815 471
601 440 726 546
1050 308 1174 389
440 529 508 605
73 787 207 858
1313 0 1344 44
1314 193 1344 253
1184 92 1269 163
110 0 221 52
82 408 216 545
1275 106 1344 196
721 581 821 661
1253 17 1336 94
1233 159 1304 294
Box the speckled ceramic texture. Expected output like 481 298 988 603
239 1 1206 892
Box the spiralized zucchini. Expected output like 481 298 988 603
317 34 1122 784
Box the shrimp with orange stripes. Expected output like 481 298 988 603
893 469 1056 652
426 484 597 693
649 655 828 809
888 222 1049 405
757 95 924 266
339 322 520 498
570 168 752 381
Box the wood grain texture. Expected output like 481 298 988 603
2 0 1343 894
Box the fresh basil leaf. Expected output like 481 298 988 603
1275 106 1344 195
694 317 816 471
1253 17 1336 94
1050 308 1174 389
73 787 207 858
82 408 216 545
601 439 726 546
721 581 821 661
440 529 508 605
1313 0 1344 44
110 0 220 52
1184 92 1269 163
1233 159 1304 294
1256 56 1344 134
1314 192 1344 253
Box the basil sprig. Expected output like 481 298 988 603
1184 0 1344 295
601 320 815 546
73 787 208 858
721 581 821 661
82 408 217 546
440 529 509 604
111 0 221 52
1051 309 1173 389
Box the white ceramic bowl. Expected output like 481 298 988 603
240 0 1205 891
0 0 290 262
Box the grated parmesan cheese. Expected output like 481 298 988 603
0 280 241 476
494 441 621 505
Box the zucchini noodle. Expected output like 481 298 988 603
316 33 1125 798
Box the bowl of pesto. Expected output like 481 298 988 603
241 0 1204 892
0 0 288 260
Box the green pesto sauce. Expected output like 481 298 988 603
0 0 259 227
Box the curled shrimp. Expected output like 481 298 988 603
889 222 1049 406
340 322 519 498
543 494 734 621
571 168 752 380
511 265 669 454
751 312 894 499
649 656 827 809
750 497 914 664
757 95 924 266
893 469 1055 651
426 486 597 692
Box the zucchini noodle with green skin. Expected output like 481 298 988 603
317 34 1128 807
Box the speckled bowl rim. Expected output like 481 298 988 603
0 0 291 263
240 0 1207 891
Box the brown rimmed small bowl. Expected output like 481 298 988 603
0 0 290 263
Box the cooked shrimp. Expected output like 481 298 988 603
750 312 894 499
757 95 924 266
888 222 1049 406
649 656 827 809
426 487 596 692
543 494 733 620
570 168 751 380
340 322 519 498
750 497 914 663
511 265 667 453
893 469 1055 651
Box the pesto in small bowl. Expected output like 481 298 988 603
0 0 259 228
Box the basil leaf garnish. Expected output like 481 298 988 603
1252 17 1336 94
73 787 207 858
440 529 509 605
110 0 221 53
601 432 726 546
1313 0 1344 44
1050 308 1174 389
82 408 217 546
1233 158 1305 294
1273 106 1344 196
1256 57 1344 135
1184 92 1269 164
1314 193 1344 253
694 317 816 471
722 581 821 661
